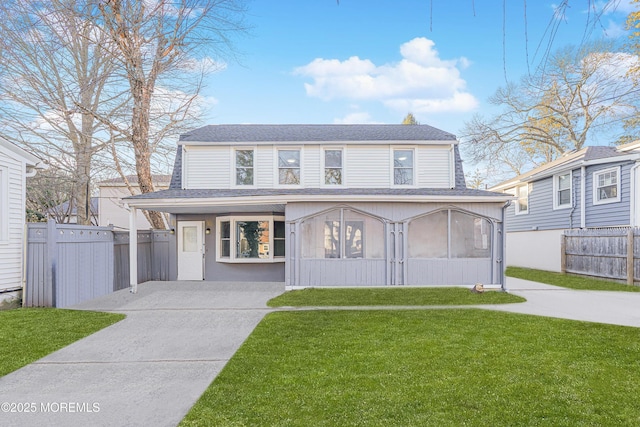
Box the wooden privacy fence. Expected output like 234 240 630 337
24 220 171 308
562 227 640 285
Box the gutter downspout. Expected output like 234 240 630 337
631 163 640 227
580 166 586 229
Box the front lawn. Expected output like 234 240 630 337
267 287 525 307
506 266 640 291
0 308 125 377
181 310 640 426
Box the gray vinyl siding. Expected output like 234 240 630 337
286 201 504 287
504 160 633 232
584 162 631 227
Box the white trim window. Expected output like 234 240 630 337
593 167 620 205
323 148 343 186
278 149 301 185
553 172 572 210
393 149 414 186
234 148 254 186
216 215 285 263
514 184 529 215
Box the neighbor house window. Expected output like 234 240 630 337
324 149 343 185
301 208 384 259
278 149 301 185
408 209 492 259
216 216 285 262
393 149 414 185
593 167 620 205
235 149 254 186
515 184 529 215
554 172 572 209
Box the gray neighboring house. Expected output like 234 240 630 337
0 138 43 304
124 124 511 290
490 142 640 272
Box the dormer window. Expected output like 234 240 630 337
235 149 254 186
278 149 301 185
324 149 343 185
393 149 414 185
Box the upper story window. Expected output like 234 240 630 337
235 149 254 186
216 215 285 263
324 149 343 185
514 184 529 215
593 167 620 205
393 149 414 185
278 149 300 185
554 172 571 209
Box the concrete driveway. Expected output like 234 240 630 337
0 281 285 427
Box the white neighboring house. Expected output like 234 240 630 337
0 138 44 305
98 175 171 230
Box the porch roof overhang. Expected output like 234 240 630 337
123 188 513 214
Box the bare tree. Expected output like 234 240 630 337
0 0 126 225
97 0 248 228
462 40 639 176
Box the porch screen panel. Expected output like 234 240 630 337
301 210 341 259
408 210 448 258
344 210 384 259
450 212 492 258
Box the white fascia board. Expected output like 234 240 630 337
179 139 457 147
491 153 640 191
126 193 513 210
0 137 41 166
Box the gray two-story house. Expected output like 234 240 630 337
125 124 511 290
490 142 640 272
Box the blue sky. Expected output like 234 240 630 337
200 0 636 138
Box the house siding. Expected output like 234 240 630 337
417 146 452 188
182 143 455 190
0 149 26 293
584 162 631 227
504 161 634 232
183 146 230 189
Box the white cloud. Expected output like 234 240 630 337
294 37 478 114
603 19 627 38
598 0 637 14
333 112 383 124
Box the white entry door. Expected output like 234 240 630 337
177 221 204 280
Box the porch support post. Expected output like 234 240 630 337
128 205 138 293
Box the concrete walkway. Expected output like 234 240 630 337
0 281 285 427
3 278 640 426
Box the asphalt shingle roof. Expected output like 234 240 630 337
127 187 505 200
179 124 457 143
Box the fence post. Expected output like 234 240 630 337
560 233 566 273
46 219 57 307
629 229 635 286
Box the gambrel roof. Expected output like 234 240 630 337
179 124 457 143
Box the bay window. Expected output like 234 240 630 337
216 215 285 262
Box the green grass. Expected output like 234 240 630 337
506 266 640 292
0 308 125 377
267 287 525 307
181 310 640 426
